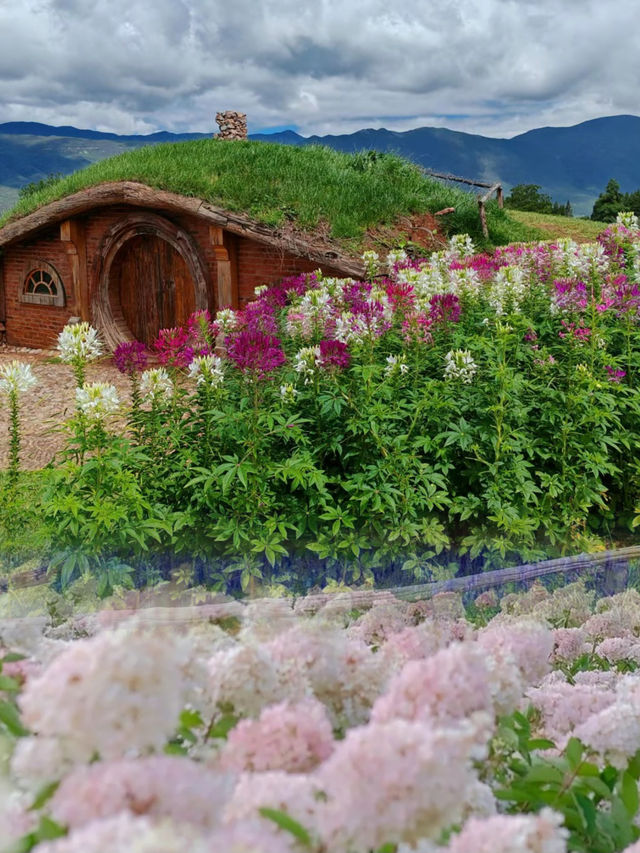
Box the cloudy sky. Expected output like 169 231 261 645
0 0 636 138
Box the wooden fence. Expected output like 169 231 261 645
420 168 504 239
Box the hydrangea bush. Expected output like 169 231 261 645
33 214 640 591
3 580 640 852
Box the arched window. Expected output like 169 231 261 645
20 262 66 306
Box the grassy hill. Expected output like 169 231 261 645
0 139 537 249
508 210 607 242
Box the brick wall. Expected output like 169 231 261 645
2 228 75 348
235 236 342 306
1 206 346 348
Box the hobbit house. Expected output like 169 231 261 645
0 181 362 350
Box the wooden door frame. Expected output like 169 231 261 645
94 211 209 350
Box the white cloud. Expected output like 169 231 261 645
0 0 637 137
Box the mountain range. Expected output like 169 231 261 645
1 114 640 217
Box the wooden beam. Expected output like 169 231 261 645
420 168 496 189
60 219 89 321
209 225 234 308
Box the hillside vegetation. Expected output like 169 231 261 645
0 139 536 248
508 209 608 242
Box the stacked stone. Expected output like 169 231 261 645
215 111 248 140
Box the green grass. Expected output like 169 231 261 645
0 139 538 249
508 209 608 243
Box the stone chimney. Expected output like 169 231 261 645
215 111 248 140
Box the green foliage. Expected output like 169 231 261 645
17 172 64 200
591 179 640 223
0 139 537 247
490 709 640 852
0 472 50 569
505 184 572 217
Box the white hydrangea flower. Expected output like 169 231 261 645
57 322 103 363
444 349 477 383
75 382 120 419
215 308 238 333
0 361 37 394
294 346 321 384
385 354 409 377
617 211 639 230
187 355 224 389
140 368 174 401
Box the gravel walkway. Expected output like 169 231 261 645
0 347 133 470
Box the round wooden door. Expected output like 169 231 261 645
112 234 196 346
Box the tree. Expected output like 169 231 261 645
591 179 624 222
505 184 554 213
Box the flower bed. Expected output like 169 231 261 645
4 216 640 591
4 580 640 851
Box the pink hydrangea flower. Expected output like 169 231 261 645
220 698 334 773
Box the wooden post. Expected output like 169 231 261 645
497 185 504 208
601 558 629 596
60 219 89 321
478 198 489 239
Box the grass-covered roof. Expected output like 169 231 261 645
0 139 538 248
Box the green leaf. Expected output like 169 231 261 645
566 737 584 770
525 763 565 785
207 713 238 740
179 708 204 730
35 816 66 842
29 780 61 811
582 776 614 799
258 808 312 847
0 674 21 692
528 738 556 751
621 770 639 817
0 700 29 737
574 791 597 834
164 741 189 756
2 652 27 664
576 762 601 777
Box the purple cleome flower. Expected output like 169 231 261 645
113 340 148 375
225 329 286 380
605 366 626 383
318 339 351 370
429 293 461 326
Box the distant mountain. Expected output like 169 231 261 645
1 115 640 216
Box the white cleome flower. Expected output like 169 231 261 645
57 322 103 363
140 368 174 402
294 346 321 384
444 349 478 384
362 250 380 277
280 383 298 402
385 354 409 378
75 382 120 419
187 355 225 389
386 248 408 271
215 308 238 333
617 211 639 230
0 361 37 394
